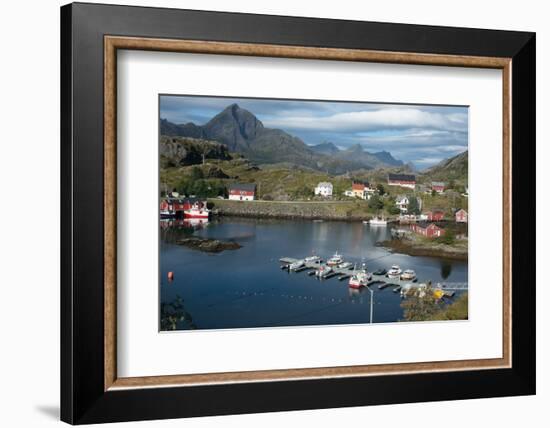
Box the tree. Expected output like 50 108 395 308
407 196 420 215
368 194 384 210
376 183 386 196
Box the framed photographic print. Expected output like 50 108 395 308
61 2 535 424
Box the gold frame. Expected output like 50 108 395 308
104 36 512 391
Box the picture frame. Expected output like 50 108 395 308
61 2 535 424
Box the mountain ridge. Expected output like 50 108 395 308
160 104 405 174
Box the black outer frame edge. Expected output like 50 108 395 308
60 2 536 424
60 4 74 425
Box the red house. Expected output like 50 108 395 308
425 210 445 221
228 183 256 201
388 173 416 190
455 208 468 223
411 222 445 238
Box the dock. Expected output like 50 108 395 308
279 257 468 292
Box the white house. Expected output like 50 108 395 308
228 183 256 201
315 182 333 197
395 195 409 213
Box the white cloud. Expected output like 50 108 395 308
264 108 466 133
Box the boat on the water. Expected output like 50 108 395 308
288 260 305 271
338 262 353 269
349 269 372 289
373 268 387 276
315 265 333 278
326 251 344 266
387 265 403 278
369 217 388 226
401 269 417 281
184 201 210 219
304 255 321 263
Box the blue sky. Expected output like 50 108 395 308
160 95 468 169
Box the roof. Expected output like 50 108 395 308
455 208 468 214
415 222 444 229
352 182 366 190
316 182 333 187
431 181 446 186
228 183 256 192
388 173 416 182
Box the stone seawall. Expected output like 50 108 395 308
209 199 369 221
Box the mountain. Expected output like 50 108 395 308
310 141 340 155
160 104 404 174
420 150 468 183
160 135 231 168
334 144 404 169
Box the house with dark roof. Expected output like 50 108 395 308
228 183 256 201
388 173 416 189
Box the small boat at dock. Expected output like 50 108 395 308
288 260 305 271
373 268 387 276
338 262 353 269
315 265 333 278
369 217 388 226
401 269 417 281
348 266 373 289
326 252 344 266
304 255 321 263
387 265 403 278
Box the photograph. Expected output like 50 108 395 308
159 95 469 331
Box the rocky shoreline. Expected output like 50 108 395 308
378 238 468 261
210 199 371 221
176 237 242 253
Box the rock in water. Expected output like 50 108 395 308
176 237 242 253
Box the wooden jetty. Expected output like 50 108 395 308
279 257 468 295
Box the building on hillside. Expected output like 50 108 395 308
343 189 354 197
455 208 468 223
395 195 409 213
431 181 446 193
425 209 445 221
388 173 416 189
411 222 445 238
349 181 375 200
314 182 333 197
228 183 256 201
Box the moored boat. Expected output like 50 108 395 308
326 251 344 266
304 255 321 263
369 217 388 226
315 265 333 278
387 265 403 278
184 200 210 219
288 260 305 271
373 268 387 276
400 269 417 281
338 262 353 269
348 269 372 289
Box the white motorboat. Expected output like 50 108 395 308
304 255 321 263
387 265 403 278
327 251 344 266
338 262 353 269
369 217 388 226
401 269 417 281
288 260 305 271
315 265 333 278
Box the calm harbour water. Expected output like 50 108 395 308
160 217 468 330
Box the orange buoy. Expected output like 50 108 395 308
167 271 174 281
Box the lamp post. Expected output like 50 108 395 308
367 286 374 324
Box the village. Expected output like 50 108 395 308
160 171 468 243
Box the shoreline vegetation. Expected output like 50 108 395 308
209 199 376 221
401 292 468 321
378 236 468 261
